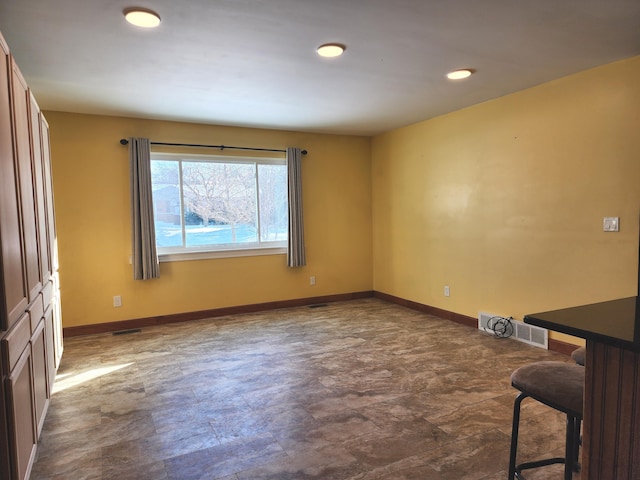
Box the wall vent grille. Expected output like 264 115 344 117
478 312 548 349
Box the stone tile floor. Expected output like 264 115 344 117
30 299 580 479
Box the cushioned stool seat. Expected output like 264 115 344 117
508 361 584 480
571 346 586 366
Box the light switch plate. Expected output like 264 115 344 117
603 217 619 232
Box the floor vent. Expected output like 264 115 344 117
478 312 548 349
309 304 328 309
112 328 142 336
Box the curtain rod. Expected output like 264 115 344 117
119 138 307 155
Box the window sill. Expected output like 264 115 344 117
158 246 286 263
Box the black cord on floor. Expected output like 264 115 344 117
484 316 514 338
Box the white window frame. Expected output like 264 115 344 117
151 152 288 262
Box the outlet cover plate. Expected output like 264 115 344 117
603 217 619 232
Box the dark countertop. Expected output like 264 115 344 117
524 297 640 352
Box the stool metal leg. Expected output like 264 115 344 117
564 416 575 480
573 420 581 471
508 392 527 480
509 393 579 480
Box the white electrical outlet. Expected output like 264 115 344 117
603 217 619 232
113 295 122 307
444 285 450 297
310 276 316 286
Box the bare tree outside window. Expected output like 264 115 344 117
258 164 287 241
150 154 287 252
151 160 182 247
182 161 257 244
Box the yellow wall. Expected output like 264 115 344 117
372 56 640 343
45 112 372 327
46 55 640 341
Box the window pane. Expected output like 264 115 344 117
151 160 183 248
181 161 258 246
258 164 288 242
151 154 288 255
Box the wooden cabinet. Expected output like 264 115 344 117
0 355 10 480
52 282 63 369
6 341 37 480
1 313 31 377
1 29 63 480
11 59 42 305
2 313 37 480
0 28 28 333
31 318 49 437
40 115 58 274
30 93 52 286
43 306 56 394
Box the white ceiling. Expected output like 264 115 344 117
1 0 639 136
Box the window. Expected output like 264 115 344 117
150 152 288 260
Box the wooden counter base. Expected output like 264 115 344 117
583 340 640 479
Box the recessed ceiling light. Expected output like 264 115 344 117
124 8 161 28
446 69 474 80
317 43 346 58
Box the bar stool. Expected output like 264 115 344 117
508 361 584 480
571 346 586 366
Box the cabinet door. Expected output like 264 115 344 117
52 287 63 368
30 319 49 437
43 305 56 395
6 345 37 480
0 33 28 332
29 93 52 285
11 59 42 304
40 114 58 274
0 354 11 480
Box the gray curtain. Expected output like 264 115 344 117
287 147 306 267
129 137 160 280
